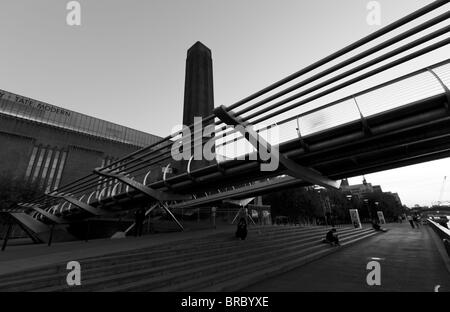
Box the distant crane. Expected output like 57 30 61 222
437 176 449 206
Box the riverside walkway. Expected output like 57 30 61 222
244 223 450 292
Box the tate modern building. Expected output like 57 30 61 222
0 89 161 192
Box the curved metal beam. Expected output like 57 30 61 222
143 170 152 185
428 67 450 114
162 164 173 190
186 156 197 182
87 191 97 204
94 169 190 201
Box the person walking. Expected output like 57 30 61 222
235 217 248 240
134 207 146 237
413 214 421 228
407 215 415 229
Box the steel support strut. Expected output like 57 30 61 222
161 203 184 231
125 203 159 234
93 169 186 231
213 105 340 189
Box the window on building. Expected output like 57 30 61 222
24 146 39 180
40 149 54 187
53 151 67 190
32 147 46 182
46 150 60 193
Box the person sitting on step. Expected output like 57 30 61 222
371 219 387 232
323 228 340 246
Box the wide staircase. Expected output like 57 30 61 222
0 225 379 292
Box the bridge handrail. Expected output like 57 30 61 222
216 59 450 148
427 218 450 256
428 218 450 237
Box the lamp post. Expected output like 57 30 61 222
374 201 380 222
346 194 352 225
318 189 328 226
363 198 371 221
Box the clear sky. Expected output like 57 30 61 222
0 0 449 206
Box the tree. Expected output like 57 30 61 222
0 173 44 210
362 192 405 222
263 182 407 225
263 186 341 224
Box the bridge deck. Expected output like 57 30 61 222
244 223 450 292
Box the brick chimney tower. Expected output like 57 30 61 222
183 41 214 126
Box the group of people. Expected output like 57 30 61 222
406 214 422 229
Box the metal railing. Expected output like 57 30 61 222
428 218 450 257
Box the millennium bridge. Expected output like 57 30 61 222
1 0 450 246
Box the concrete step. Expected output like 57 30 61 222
0 226 359 291
19 228 363 292
155 230 379 292
203 231 380 292
58 228 361 289
0 225 315 283
87 225 330 259
99 229 373 292
0 226 341 286
77 227 351 269
98 228 375 292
